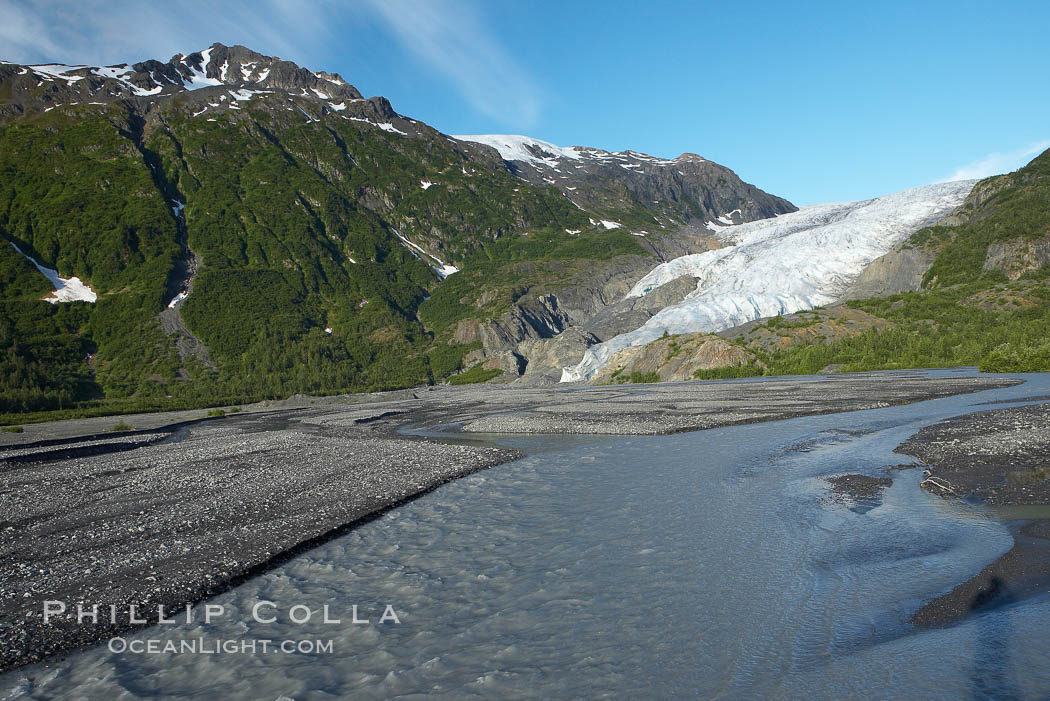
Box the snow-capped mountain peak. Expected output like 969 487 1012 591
6 43 363 106
452 134 796 230
452 134 584 167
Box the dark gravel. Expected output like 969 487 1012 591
895 402 1050 505
826 474 893 502
896 401 1050 626
0 411 519 673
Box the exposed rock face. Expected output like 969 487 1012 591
840 246 938 300
465 255 708 383
481 351 526 377
983 236 1050 280
504 272 703 385
588 333 754 384
516 328 603 385
583 275 700 340
479 295 572 351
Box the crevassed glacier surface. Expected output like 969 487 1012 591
561 180 976 382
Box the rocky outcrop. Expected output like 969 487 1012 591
465 252 708 383
840 245 938 300
480 295 573 352
583 275 699 339
588 333 754 384
515 328 602 385
479 351 526 377
504 264 704 385
983 236 1050 280
454 136 797 232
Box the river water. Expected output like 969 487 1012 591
3 371 1050 699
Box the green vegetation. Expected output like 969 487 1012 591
0 95 649 421
206 408 226 417
979 340 1050 373
615 370 660 384
712 275 1050 377
914 149 1050 289
762 313 818 330
110 420 133 431
447 364 503 385
1 425 23 433
693 362 765 380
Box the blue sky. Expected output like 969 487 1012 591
4 0 1048 204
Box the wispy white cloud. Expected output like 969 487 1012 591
358 0 542 127
940 139 1050 182
0 0 327 67
0 0 540 127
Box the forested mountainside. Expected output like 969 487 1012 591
0 43 795 418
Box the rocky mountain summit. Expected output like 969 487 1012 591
2 43 358 109
0 43 415 134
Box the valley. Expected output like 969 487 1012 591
1 23 1049 700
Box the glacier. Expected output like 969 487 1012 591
560 180 976 382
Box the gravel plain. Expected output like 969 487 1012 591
0 372 1024 671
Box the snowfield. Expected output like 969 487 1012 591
452 134 686 169
451 134 583 167
560 180 977 382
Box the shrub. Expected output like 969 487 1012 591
447 365 503 385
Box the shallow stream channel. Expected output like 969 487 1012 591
4 370 1050 699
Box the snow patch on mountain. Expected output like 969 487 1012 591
560 179 977 382
181 48 223 90
452 135 713 176
452 134 582 167
8 242 97 304
393 230 459 278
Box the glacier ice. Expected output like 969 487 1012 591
560 180 976 382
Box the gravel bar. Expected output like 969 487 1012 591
0 412 519 672
896 401 1050 627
